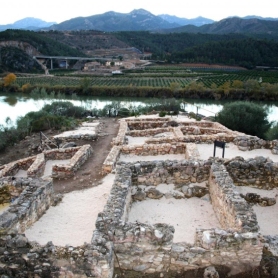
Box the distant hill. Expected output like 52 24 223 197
47 9 179 31
241 15 278 21
0 17 56 31
158 15 214 26
161 17 278 36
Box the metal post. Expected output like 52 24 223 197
40 131 43 149
213 141 226 158
51 59 53 70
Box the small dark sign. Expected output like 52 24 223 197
213 140 226 158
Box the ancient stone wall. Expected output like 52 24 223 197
44 147 79 160
128 160 212 186
126 118 169 122
0 146 93 179
181 126 230 135
173 126 184 137
112 120 127 146
27 153 45 178
271 140 278 154
52 145 93 178
145 134 236 144
209 162 259 232
234 135 269 151
194 229 262 274
0 233 113 278
225 156 278 189
127 127 173 137
102 146 121 174
233 135 278 155
180 121 215 128
94 161 262 276
114 228 262 275
0 156 36 177
121 143 187 156
0 158 267 277
185 143 200 159
0 174 113 278
0 178 54 234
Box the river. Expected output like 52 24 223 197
0 92 278 126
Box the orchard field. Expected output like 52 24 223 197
14 66 278 89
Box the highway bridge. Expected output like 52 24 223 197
33 55 110 70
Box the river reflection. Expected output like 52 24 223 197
0 92 278 126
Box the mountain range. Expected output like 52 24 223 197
161 17 278 36
0 9 278 35
0 17 56 31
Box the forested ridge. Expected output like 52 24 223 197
0 29 87 73
0 29 86 57
1 29 278 72
171 39 278 68
114 31 278 68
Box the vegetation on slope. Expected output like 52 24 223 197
171 39 278 68
0 47 43 73
1 29 278 73
114 31 278 68
0 29 86 57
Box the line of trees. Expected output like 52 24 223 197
2 81 278 102
170 39 278 68
114 31 278 68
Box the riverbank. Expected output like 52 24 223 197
1 92 278 127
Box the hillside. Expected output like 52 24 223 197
0 30 86 73
163 17 278 37
170 38 278 68
1 27 278 73
39 30 130 54
0 47 43 73
0 30 86 57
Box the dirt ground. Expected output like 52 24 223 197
0 117 119 194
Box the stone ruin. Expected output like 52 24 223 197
102 117 278 174
1 117 278 277
2 156 278 277
0 145 93 179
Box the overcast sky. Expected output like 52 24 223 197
1 0 277 25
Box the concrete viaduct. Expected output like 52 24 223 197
33 55 110 70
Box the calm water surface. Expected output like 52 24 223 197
0 92 277 126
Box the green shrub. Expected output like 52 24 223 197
31 115 76 131
0 126 22 151
188 112 196 118
159 111 166 117
216 101 271 139
42 101 85 118
117 108 130 117
266 122 278 140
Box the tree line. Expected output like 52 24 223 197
1 29 278 72
114 31 278 68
